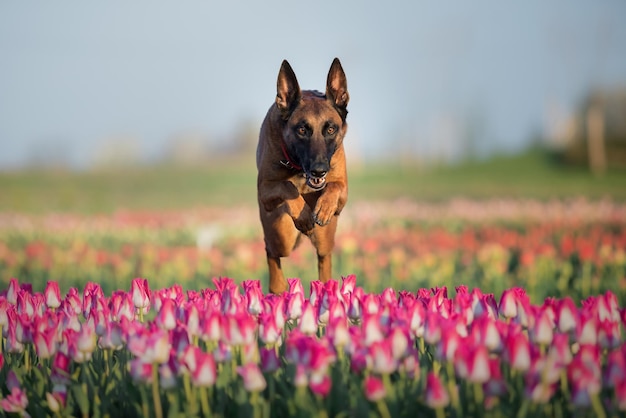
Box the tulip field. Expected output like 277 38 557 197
1 198 626 417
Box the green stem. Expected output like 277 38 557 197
590 393 607 418
200 386 212 418
435 407 445 418
446 362 461 416
152 364 163 418
376 400 392 418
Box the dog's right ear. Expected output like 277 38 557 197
276 60 301 117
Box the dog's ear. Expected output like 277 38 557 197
326 58 349 119
276 60 301 117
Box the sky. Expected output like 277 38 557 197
1 1 625 169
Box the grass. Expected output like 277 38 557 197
1 148 625 214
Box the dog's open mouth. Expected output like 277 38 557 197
306 175 327 190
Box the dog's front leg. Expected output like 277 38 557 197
312 181 347 226
259 181 315 233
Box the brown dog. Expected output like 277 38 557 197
256 58 349 294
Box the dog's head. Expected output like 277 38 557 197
275 58 349 190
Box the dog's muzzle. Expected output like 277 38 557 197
306 174 327 190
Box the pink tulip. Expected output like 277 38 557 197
299 301 318 335
288 278 305 296
46 385 68 413
0 387 28 415
547 333 572 367
425 372 450 409
259 312 281 346
576 310 598 345
110 291 135 322
191 350 217 387
327 316 350 349
0 297 10 331
340 274 356 296
263 295 286 330
604 347 626 388
16 290 35 317
75 324 97 362
484 357 507 398
361 293 380 315
524 374 556 404
568 355 602 406
185 303 202 339
130 278 150 311
260 346 281 373
294 364 308 387
285 291 304 321
33 326 58 359
598 319 621 350
498 288 518 319
309 371 332 397
504 331 531 372
369 340 397 375
6 277 20 305
5 311 24 353
243 280 264 315
437 325 463 362
362 312 384 346
44 281 62 310
98 321 124 351
200 311 221 344
555 297 579 334
238 363 266 392
364 375 386 402
469 316 502 353
529 307 554 346
309 280 323 307
221 312 257 346
129 358 154 384
408 300 426 338
63 287 82 316
159 359 179 390
347 290 363 323
455 344 490 384
155 298 177 330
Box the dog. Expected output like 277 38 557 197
256 58 350 294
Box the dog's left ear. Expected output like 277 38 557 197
326 58 349 119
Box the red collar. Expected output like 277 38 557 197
280 142 302 171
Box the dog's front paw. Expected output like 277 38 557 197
313 197 338 226
293 206 315 234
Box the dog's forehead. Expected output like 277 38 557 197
290 90 342 125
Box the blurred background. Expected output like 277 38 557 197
1 1 626 210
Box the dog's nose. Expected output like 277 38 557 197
310 163 328 178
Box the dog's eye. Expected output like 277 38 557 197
326 126 336 135
297 126 307 136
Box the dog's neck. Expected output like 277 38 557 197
279 141 302 171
